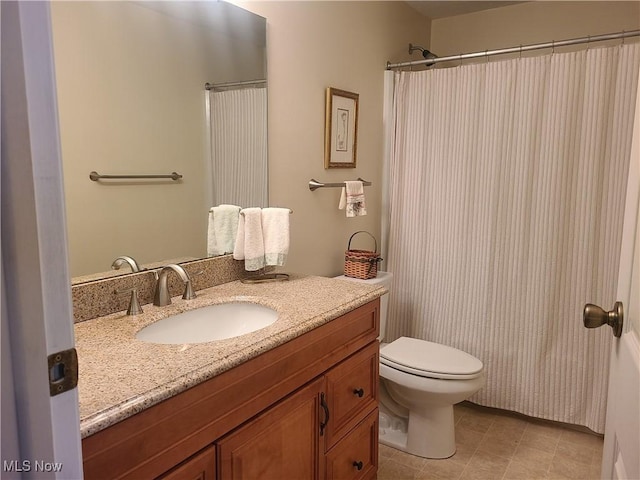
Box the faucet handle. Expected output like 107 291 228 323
115 287 143 315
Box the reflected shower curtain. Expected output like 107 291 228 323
209 87 268 208
385 44 640 432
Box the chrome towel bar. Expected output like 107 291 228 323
239 208 293 215
308 178 372 191
89 171 183 181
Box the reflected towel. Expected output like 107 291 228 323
233 207 265 271
338 181 367 217
262 208 290 266
207 204 241 257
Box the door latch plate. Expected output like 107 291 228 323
48 348 78 396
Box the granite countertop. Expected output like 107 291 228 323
75 275 385 438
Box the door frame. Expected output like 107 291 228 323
1 1 82 477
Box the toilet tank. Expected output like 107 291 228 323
333 271 392 341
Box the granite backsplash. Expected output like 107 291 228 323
71 254 251 323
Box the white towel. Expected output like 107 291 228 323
207 204 241 257
338 181 367 217
233 208 265 271
262 208 290 266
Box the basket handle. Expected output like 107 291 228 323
347 231 378 253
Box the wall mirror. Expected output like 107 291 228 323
50 1 267 284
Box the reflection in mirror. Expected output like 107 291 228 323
207 80 268 208
50 1 267 283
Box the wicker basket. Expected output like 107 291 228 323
344 231 382 279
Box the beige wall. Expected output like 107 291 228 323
51 2 264 278
431 1 640 58
241 1 430 277
242 0 639 278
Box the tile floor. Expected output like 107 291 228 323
378 402 604 480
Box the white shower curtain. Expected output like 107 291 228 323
209 87 268 208
385 44 640 433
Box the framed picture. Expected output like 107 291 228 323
324 87 359 168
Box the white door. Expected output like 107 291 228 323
598 67 640 480
1 2 83 478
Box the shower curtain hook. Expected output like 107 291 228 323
622 30 626 46
587 35 591 51
519 45 523 60
551 40 555 55
486 50 490 63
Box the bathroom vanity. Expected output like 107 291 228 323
76 276 383 479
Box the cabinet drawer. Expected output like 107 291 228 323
325 409 378 480
324 342 378 448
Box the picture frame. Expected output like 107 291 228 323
324 87 359 168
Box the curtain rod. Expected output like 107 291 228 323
386 29 640 70
205 79 266 90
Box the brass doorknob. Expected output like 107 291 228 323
583 302 623 338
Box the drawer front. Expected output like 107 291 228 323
324 342 378 448
325 409 378 480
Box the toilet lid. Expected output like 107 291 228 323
380 337 483 380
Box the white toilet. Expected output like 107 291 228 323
335 272 486 459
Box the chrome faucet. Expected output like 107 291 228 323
153 264 196 306
111 255 144 273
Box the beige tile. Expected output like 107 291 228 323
502 459 550 480
454 403 478 417
588 463 602 480
455 424 486 449
415 469 453 480
524 422 563 440
377 458 421 480
459 451 510 479
547 457 592 480
457 410 496 435
476 431 521 459
558 429 603 450
554 440 595 466
590 450 603 470
454 405 470 425
512 445 555 471
449 442 479 466
379 443 400 461
395 450 429 471
487 415 528 438
520 429 560 454
419 459 466 479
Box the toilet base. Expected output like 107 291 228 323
378 405 457 459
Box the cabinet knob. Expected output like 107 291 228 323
353 461 363 471
353 388 364 398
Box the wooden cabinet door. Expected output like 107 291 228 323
217 378 325 480
159 445 216 480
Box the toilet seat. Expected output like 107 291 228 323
380 337 483 380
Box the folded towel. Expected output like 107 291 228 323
208 204 241 257
262 208 290 267
339 181 367 217
233 207 265 271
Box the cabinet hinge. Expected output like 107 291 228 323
47 348 78 396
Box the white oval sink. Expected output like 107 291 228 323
136 302 278 344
